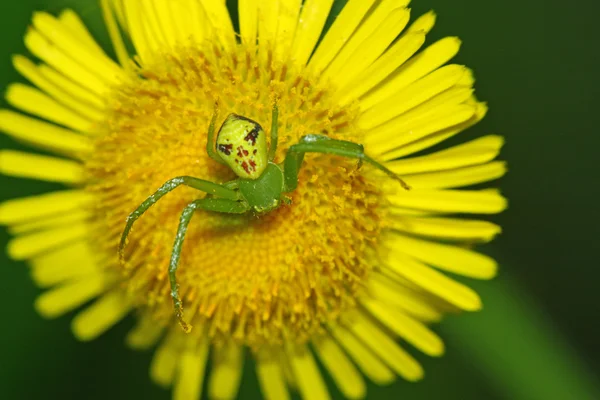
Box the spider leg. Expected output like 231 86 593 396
206 102 227 165
268 101 279 161
282 134 410 192
169 198 249 332
119 176 239 263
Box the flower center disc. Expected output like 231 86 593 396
86 44 385 348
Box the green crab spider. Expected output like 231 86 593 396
119 102 410 333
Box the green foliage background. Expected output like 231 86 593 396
0 0 598 399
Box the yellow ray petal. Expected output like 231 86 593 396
288 345 331 400
386 135 504 175
404 161 507 189
0 110 92 158
367 104 476 156
208 342 244 400
360 64 469 130
101 0 132 69
362 299 444 357
367 276 442 322
0 150 84 184
325 5 410 86
275 0 302 60
199 0 235 52
309 0 377 73
12 56 104 122
38 64 105 109
0 190 91 225
35 273 108 318
385 100 488 159
143 1 171 49
72 290 131 341
32 12 124 87
6 84 96 133
383 251 482 311
150 331 181 387
388 233 498 279
24 29 108 96
126 315 166 350
7 223 88 260
30 240 97 288
336 32 425 105
256 355 291 400
407 10 437 34
388 214 502 242
258 1 279 52
386 188 508 214
59 10 107 58
290 0 334 66
365 86 474 149
173 341 210 400
239 0 258 45
361 37 462 110
329 324 396 385
313 335 366 399
122 0 154 63
348 313 424 381
11 208 89 235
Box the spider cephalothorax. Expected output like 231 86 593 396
119 103 410 332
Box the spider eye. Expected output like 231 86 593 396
216 114 268 179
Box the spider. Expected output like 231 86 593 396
119 103 410 333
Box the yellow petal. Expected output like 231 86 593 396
0 150 84 184
32 12 123 86
0 109 92 158
386 188 508 214
35 274 107 318
382 99 488 159
24 29 108 96
386 135 505 175
363 299 445 356
288 345 331 400
173 341 210 400
72 290 131 341
208 342 244 400
329 324 396 385
239 0 258 45
348 313 424 381
361 36 462 110
383 251 482 311
404 161 507 189
388 214 502 242
325 5 410 86
100 0 132 69
0 190 92 225
256 354 290 400
367 104 477 157
290 0 335 66
367 276 442 322
388 234 498 279
198 0 235 52
309 0 378 73
150 331 181 387
8 223 88 260
313 335 366 399
12 56 104 123
9 209 89 235
30 240 97 287
337 32 425 105
126 315 166 350
274 0 302 60
360 64 469 130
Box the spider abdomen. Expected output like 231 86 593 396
216 114 268 179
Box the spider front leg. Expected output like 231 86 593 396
169 198 249 332
119 176 239 263
282 134 410 192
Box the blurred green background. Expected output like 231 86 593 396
1 0 598 399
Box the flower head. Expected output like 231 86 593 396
0 1 506 399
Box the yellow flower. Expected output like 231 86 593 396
0 1 507 399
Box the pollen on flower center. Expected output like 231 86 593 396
85 43 386 348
